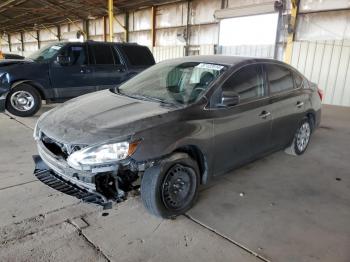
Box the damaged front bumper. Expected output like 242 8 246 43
33 155 112 208
33 139 131 209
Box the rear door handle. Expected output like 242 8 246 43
296 101 304 108
259 110 271 119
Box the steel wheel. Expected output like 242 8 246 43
161 164 196 211
141 153 199 218
296 122 311 152
10 90 35 112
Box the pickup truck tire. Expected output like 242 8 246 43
141 153 200 219
6 83 41 117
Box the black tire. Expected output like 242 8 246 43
5 83 41 117
141 153 200 219
286 117 312 156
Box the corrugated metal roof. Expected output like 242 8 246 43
0 0 177 34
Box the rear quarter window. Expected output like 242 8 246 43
118 45 155 66
293 72 304 89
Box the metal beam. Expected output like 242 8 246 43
40 24 59 39
284 0 299 64
108 0 114 42
24 30 37 41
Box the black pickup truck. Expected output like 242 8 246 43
0 41 155 116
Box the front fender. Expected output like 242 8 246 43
11 79 52 99
131 118 214 181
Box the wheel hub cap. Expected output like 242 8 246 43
296 122 311 152
10 91 35 112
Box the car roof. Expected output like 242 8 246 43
165 55 288 68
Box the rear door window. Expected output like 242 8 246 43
61 45 87 66
90 44 117 65
265 64 294 94
223 64 265 102
118 45 155 66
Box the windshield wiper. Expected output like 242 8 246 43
136 95 180 107
120 92 179 106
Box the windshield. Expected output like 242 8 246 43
117 60 227 105
28 42 65 62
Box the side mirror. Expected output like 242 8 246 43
56 55 70 66
221 91 240 107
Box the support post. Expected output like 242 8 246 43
83 20 90 40
108 0 114 42
124 12 129 42
284 0 299 64
57 25 61 41
151 6 156 47
20 32 24 55
103 16 107 42
274 1 283 59
8 34 11 52
185 0 191 56
36 30 40 49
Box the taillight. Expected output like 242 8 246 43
317 88 323 101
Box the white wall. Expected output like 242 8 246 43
291 40 350 106
296 10 350 41
299 0 350 12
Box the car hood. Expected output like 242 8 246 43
0 59 33 67
38 90 178 145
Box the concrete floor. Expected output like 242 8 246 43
0 104 349 262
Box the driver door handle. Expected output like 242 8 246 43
259 110 271 119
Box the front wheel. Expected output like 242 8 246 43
141 153 200 219
5 83 41 117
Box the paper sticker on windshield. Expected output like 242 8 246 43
196 63 224 71
51 45 62 50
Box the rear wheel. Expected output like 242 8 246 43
285 118 312 156
5 83 41 117
141 153 200 219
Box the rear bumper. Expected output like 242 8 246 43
33 155 112 208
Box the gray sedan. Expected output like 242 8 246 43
33 56 322 218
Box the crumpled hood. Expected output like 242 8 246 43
0 59 33 67
38 90 177 145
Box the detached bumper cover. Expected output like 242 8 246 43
33 155 112 208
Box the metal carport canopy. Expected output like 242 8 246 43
0 0 177 34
